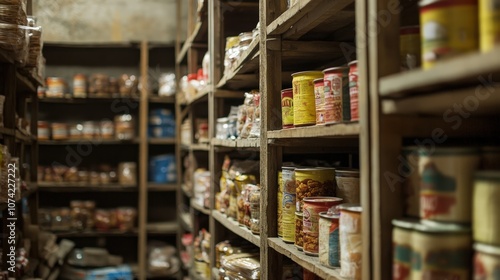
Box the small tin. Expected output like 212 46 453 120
473 171 500 246
339 204 362 279
480 0 500 52
303 197 343 256
37 121 50 140
335 168 360 204
278 171 283 238
291 71 323 127
323 67 349 123
313 78 325 125
348 61 359 121
281 88 294 129
400 26 421 70
419 0 478 69
419 147 480 222
474 242 500 279
319 211 341 268
73 73 87 98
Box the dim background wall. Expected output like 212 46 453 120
33 0 187 44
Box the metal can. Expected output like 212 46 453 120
51 123 68 140
46 77 65 98
82 121 98 139
291 71 323 127
68 123 83 140
411 221 471 280
282 166 297 243
37 121 50 140
473 171 500 246
348 61 358 121
278 171 283 238
400 26 421 70
319 211 341 268
480 0 500 52
295 211 304 251
100 120 114 139
295 168 336 212
73 73 87 98
402 146 420 217
323 67 349 123
313 78 325 125
303 197 343 256
474 242 500 279
335 168 360 204
392 219 417 280
281 88 294 129
339 204 362 280
419 147 480 222
419 0 478 69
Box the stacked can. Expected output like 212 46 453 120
277 171 283 238
281 166 297 243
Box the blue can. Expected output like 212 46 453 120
149 154 176 183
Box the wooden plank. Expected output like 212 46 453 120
148 138 176 145
148 96 176 104
267 0 323 35
268 123 360 139
147 183 177 191
282 0 355 40
191 198 210 215
380 47 500 98
38 139 140 145
146 222 179 234
268 238 345 280
186 87 210 106
216 37 260 89
54 229 139 238
211 138 260 148
212 210 260 247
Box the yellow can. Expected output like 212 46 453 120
282 166 297 243
295 168 336 212
480 0 500 52
400 26 421 70
278 171 283 238
473 171 500 246
419 0 478 69
292 71 323 127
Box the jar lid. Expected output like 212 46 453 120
291 71 323 77
338 203 362 212
474 243 500 256
475 171 500 181
323 66 348 73
282 166 296 171
416 220 471 233
313 78 324 84
392 218 419 229
281 88 293 93
319 211 340 220
335 168 360 176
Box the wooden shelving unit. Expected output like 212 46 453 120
38 182 137 192
212 210 260 247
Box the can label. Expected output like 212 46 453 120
295 169 335 212
348 66 358 121
281 89 294 128
412 248 470 279
393 244 411 280
324 73 345 123
282 193 296 243
314 82 325 124
420 162 458 219
319 217 340 267
474 251 500 279
278 171 283 237
480 0 500 52
295 213 303 250
293 77 318 126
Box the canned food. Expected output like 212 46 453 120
295 211 304 251
411 221 471 280
392 219 417 280
419 147 480 222
295 168 336 212
313 78 325 125
474 242 500 279
400 26 421 70
68 123 83 140
37 121 49 140
473 171 500 246
82 121 98 139
335 168 360 204
100 120 114 139
73 74 87 98
402 147 420 217
303 197 343 256
420 0 478 69
282 166 297 243
323 67 349 123
51 123 68 140
348 61 359 121
281 88 294 129
46 77 65 98
278 171 283 237
480 146 500 170
480 0 500 52
115 114 135 140
319 211 341 268
291 71 323 127
339 204 362 280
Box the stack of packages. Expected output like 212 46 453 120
0 145 21 204
214 240 260 280
215 91 260 140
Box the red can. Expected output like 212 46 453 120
281 88 294 129
348 61 359 121
313 78 325 125
323 67 348 123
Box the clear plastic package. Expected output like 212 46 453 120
158 73 176 96
147 242 180 277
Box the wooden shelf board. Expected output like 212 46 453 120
176 14 209 65
191 199 210 215
185 87 211 106
44 41 141 48
190 143 210 151
15 130 34 143
217 37 260 89
0 184 38 211
0 127 15 137
213 89 245 99
212 210 260 247
148 95 176 104
147 183 177 191
38 182 137 192
146 222 179 234
53 229 139 237
181 184 193 198
39 96 140 103
180 212 193 232
148 137 176 145
380 47 500 98
268 238 345 280
267 0 354 39
38 138 140 145
267 123 360 139
0 49 14 64
211 138 260 148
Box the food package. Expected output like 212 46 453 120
249 92 261 138
116 207 137 231
193 169 210 208
220 253 260 280
115 114 135 140
88 74 110 96
94 209 118 231
119 74 139 97
239 92 255 139
147 242 180 277
158 73 176 96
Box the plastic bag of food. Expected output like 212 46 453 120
239 92 255 139
220 253 260 280
158 73 176 96
147 241 180 277
249 92 261 138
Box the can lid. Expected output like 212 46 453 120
338 203 362 212
303 196 343 203
282 166 296 170
420 0 477 7
347 60 358 66
392 218 419 229
291 71 323 77
313 78 324 84
475 171 500 181
295 167 335 171
474 243 500 256
418 147 480 156
323 66 349 73
416 220 471 233
335 168 360 176
319 211 340 219
281 88 293 92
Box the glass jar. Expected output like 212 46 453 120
70 201 88 230
51 123 68 140
37 121 49 140
118 162 137 185
100 120 114 139
116 207 137 231
115 114 135 140
82 121 98 139
68 123 83 140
